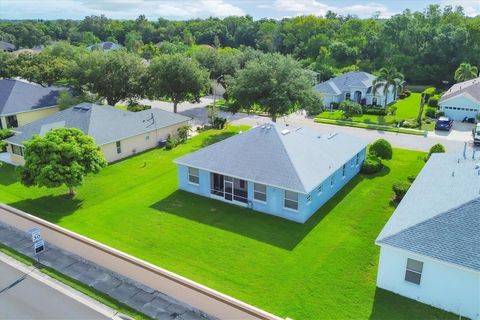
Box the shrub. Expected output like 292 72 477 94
392 182 411 201
127 104 151 112
177 125 190 143
427 95 440 108
398 92 407 99
401 119 419 128
339 100 362 119
435 111 445 118
403 89 412 97
212 117 227 129
0 129 14 152
362 107 387 116
165 134 178 150
369 139 393 160
427 143 446 160
361 155 383 174
388 105 397 115
330 102 339 110
425 108 436 118
407 175 416 183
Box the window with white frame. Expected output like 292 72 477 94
317 184 323 195
306 193 312 205
342 164 346 178
356 153 360 166
330 175 335 187
11 145 24 156
116 141 122 154
405 258 423 285
284 190 298 211
351 158 354 167
188 167 199 184
253 183 267 202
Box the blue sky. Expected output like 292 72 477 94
0 0 479 20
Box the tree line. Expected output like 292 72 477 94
1 4 479 84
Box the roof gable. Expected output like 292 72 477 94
0 79 61 115
315 71 376 95
440 77 480 105
175 124 367 193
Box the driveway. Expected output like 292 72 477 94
144 98 478 154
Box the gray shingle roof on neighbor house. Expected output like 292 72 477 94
314 71 376 96
377 153 480 271
174 123 368 193
0 79 61 116
5 103 190 146
87 42 123 51
0 41 15 51
440 76 480 104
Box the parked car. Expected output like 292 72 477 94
435 116 453 131
473 123 480 146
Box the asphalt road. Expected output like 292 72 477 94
0 260 109 320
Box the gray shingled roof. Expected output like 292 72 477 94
377 153 480 271
87 42 123 51
314 71 376 95
0 79 61 116
0 41 15 51
174 123 367 193
5 103 190 146
440 77 480 104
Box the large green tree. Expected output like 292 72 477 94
146 53 210 113
18 52 67 86
19 128 107 196
372 67 404 106
67 50 145 105
228 53 323 121
454 63 478 82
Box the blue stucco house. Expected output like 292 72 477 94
174 124 367 223
439 77 480 121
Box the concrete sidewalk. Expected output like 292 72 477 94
0 222 211 320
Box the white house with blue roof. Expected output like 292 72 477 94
315 71 396 108
439 77 480 121
174 123 367 223
376 152 480 320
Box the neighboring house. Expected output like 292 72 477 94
0 41 16 52
0 79 62 129
376 153 480 320
174 123 367 223
87 42 123 51
315 71 396 108
439 77 480 121
4 103 190 165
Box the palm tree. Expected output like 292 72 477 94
372 67 404 107
454 63 478 83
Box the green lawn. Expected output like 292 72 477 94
0 126 456 319
317 93 435 130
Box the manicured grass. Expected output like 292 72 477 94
314 118 425 136
0 126 457 319
0 244 151 320
317 93 435 130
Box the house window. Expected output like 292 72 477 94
317 184 323 195
306 193 312 205
330 175 335 187
188 167 199 185
6 115 18 128
116 141 122 154
356 153 360 166
405 258 423 285
284 190 298 211
342 164 346 178
345 92 351 100
145 135 149 140
254 183 267 202
11 145 24 156
351 158 354 167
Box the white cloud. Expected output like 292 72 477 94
0 0 245 20
440 0 480 17
273 0 396 18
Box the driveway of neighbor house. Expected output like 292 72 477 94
142 97 477 154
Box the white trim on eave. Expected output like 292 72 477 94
376 242 480 275
439 92 480 105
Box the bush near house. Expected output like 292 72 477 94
392 181 411 201
427 95 440 108
425 108 436 118
427 143 446 160
164 134 178 150
0 129 14 152
369 139 393 160
361 154 383 174
177 125 190 143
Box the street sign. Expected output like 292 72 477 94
34 240 45 255
29 227 42 243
